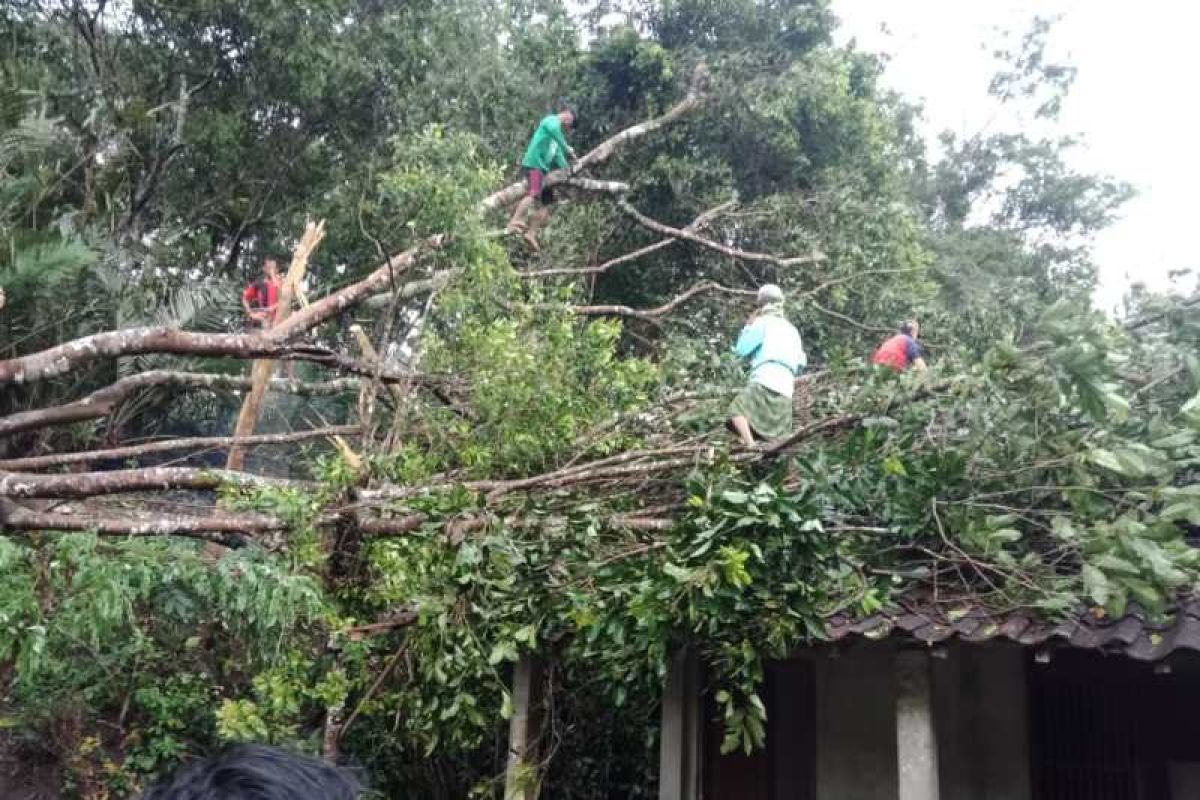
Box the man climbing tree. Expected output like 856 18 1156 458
728 284 806 447
872 320 928 372
242 257 282 329
505 106 577 251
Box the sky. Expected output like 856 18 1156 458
830 0 1200 312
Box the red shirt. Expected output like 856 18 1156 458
243 278 281 310
872 334 921 371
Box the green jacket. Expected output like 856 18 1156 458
521 114 570 172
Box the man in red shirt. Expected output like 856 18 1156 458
242 257 282 329
872 320 928 372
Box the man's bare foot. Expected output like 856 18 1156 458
523 232 541 252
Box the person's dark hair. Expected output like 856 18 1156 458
899 320 917 336
556 102 577 126
140 744 363 800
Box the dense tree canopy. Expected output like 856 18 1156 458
1 2 1197 798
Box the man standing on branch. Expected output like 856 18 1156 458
871 320 928 372
505 106 577 252
729 284 806 447
242 257 282 330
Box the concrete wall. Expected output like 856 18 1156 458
814 646 898 800
934 644 1032 800
810 644 1032 800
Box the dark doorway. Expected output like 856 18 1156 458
1029 650 1200 800
703 660 816 800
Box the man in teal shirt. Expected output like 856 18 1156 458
506 107 576 251
729 284 806 447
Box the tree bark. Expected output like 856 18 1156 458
0 498 276 543
0 466 302 499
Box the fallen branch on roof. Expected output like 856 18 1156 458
0 236 444 386
616 200 826 268
0 426 359 471
479 63 711 212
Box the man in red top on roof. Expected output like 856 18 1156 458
872 319 928 372
242 257 282 329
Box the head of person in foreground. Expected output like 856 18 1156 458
140 744 364 800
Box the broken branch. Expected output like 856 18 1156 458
616 200 825 268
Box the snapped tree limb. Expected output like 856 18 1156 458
0 466 304 499
0 498 275 545
0 236 444 386
616 200 826 268
0 426 360 471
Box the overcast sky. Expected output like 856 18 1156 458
830 0 1200 312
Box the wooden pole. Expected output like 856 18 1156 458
505 655 545 800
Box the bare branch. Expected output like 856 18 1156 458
0 371 359 438
363 269 458 310
0 426 359 471
0 498 274 544
566 280 755 322
520 201 735 279
479 63 710 212
0 467 303 499
798 267 926 298
616 200 826 268
808 300 893 333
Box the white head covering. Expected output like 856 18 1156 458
757 283 784 306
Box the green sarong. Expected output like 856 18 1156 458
729 382 793 441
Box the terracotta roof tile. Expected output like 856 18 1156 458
819 597 1200 662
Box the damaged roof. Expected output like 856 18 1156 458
823 597 1200 661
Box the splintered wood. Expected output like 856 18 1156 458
226 220 326 471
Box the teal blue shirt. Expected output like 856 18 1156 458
734 311 806 396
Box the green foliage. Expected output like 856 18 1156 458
0 534 328 787
427 307 658 474
2 4 1192 799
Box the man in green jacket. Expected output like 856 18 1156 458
506 107 576 251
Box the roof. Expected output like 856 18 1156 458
822 597 1200 661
